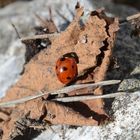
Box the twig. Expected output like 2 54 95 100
53 91 137 102
66 3 75 17
56 9 70 23
11 23 21 39
21 33 59 42
120 13 140 24
127 13 140 21
35 13 50 27
0 80 120 107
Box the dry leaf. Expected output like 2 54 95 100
0 3 119 139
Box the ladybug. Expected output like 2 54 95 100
55 55 78 84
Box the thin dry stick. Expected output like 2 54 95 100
35 13 49 27
48 7 53 21
120 13 140 24
56 9 70 23
66 3 75 17
21 33 59 42
0 80 120 107
11 23 21 39
53 91 139 102
127 13 140 21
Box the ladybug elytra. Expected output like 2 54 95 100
55 55 78 84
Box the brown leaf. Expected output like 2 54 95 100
0 4 119 139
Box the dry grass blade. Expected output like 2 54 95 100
53 92 133 102
52 80 121 95
0 91 46 107
21 33 59 42
0 80 120 107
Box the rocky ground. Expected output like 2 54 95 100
0 0 140 139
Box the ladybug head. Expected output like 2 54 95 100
62 52 79 63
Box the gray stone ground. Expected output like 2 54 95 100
0 0 140 139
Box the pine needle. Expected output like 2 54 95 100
53 92 132 102
0 80 120 107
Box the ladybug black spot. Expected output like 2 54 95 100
66 77 72 80
62 67 68 71
60 57 66 61
56 66 58 69
72 65 75 69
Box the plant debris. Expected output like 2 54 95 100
120 13 140 37
0 3 119 140
22 12 58 62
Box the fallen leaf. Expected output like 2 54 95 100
0 3 119 139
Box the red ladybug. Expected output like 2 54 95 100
55 56 78 84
